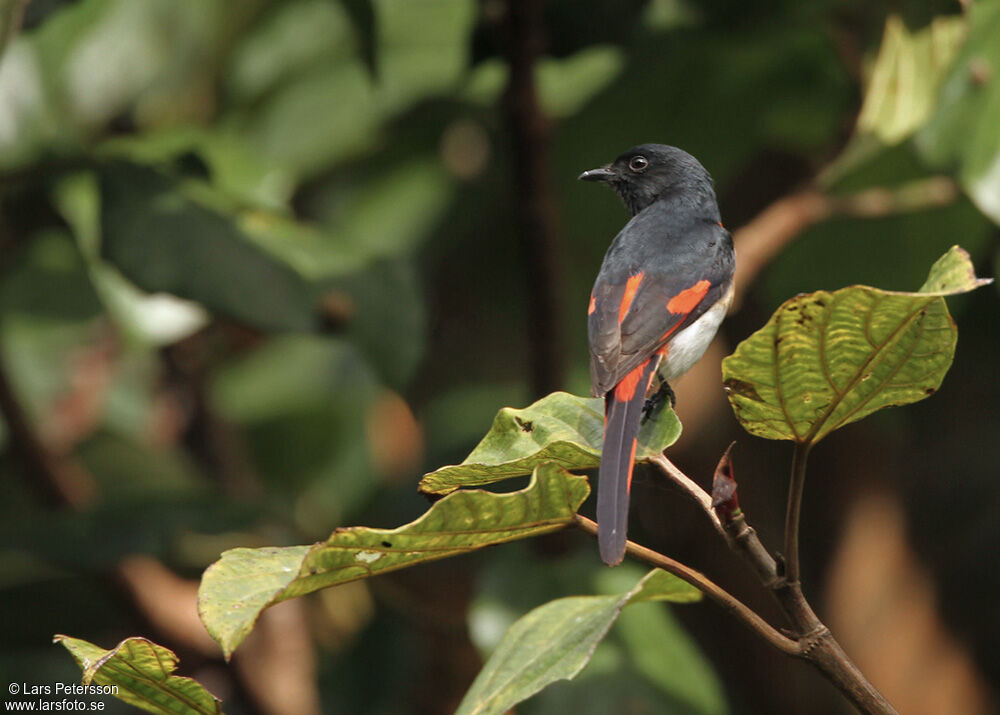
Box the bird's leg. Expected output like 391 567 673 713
642 370 676 422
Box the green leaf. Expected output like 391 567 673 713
537 46 625 118
372 0 475 116
54 635 223 715
821 14 966 186
98 162 321 332
419 392 681 496
199 463 589 658
857 15 966 146
918 243 995 294
722 246 991 444
615 603 727 715
455 568 701 715
917 0 1000 224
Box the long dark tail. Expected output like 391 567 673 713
597 358 659 566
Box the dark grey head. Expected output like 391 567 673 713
578 144 715 217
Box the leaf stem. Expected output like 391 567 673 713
783 442 811 585
573 514 800 656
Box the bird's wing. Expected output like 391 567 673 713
588 221 733 396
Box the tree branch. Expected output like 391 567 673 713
572 514 800 656
731 176 958 310
643 450 898 714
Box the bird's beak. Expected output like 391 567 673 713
578 165 616 182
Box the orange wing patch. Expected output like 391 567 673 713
667 279 710 315
618 272 645 323
588 294 596 315
613 359 650 401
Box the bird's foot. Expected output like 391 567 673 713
642 381 676 422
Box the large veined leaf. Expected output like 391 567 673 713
917 0 1000 224
54 636 223 715
455 569 701 715
722 247 990 444
419 391 680 495
199 464 589 658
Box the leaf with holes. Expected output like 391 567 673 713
455 568 701 715
199 463 589 658
54 635 222 715
419 391 680 495
722 246 991 444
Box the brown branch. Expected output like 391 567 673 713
646 451 898 714
730 176 958 310
573 514 800 656
501 0 565 396
649 453 725 536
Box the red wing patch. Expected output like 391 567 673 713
613 359 650 401
588 294 596 315
667 279 710 315
618 272 645 323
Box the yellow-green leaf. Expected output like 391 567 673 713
199 464 589 658
917 0 1000 224
419 391 680 495
857 14 966 145
722 246 990 444
455 568 701 715
54 636 222 715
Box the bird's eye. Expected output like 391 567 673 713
628 156 648 172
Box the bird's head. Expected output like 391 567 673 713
578 144 713 216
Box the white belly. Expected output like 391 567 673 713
661 283 733 380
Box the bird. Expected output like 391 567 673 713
580 144 735 566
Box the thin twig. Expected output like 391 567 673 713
649 453 784 588
643 449 897 714
573 514 800 655
648 453 724 536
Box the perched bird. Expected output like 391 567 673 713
580 144 735 566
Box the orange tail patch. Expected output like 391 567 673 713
613 359 651 401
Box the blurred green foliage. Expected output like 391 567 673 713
2 0 998 713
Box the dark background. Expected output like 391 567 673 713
1 0 997 713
